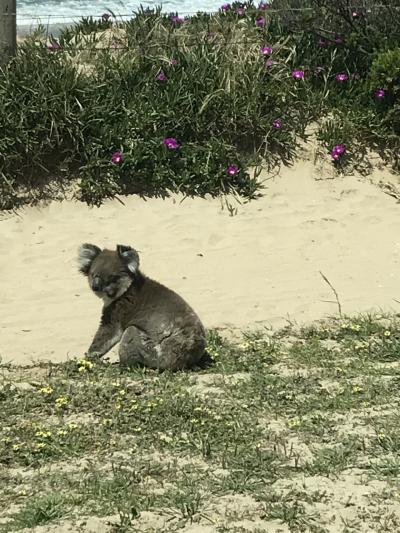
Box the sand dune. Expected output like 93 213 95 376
1 160 400 365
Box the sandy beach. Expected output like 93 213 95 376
1 159 400 365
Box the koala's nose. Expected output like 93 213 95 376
92 277 102 292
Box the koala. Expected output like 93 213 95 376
78 243 207 370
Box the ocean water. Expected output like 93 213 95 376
17 0 222 29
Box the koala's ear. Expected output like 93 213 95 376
78 243 101 275
117 244 140 274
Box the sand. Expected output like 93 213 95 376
1 159 400 365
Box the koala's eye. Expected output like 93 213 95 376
107 276 120 284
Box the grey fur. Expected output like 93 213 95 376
78 243 206 370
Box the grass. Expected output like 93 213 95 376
2 313 400 531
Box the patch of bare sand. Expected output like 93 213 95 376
1 161 400 365
274 473 399 532
189 372 251 395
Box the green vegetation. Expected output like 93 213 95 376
0 0 399 209
2 313 400 531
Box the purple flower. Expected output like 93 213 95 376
235 6 245 15
111 151 123 164
335 72 348 81
170 58 178 66
101 12 111 21
170 15 184 24
163 137 180 150
227 164 239 176
331 144 346 160
260 45 273 56
317 38 326 47
374 88 385 99
265 59 276 67
352 11 359 18
258 2 270 9
256 17 266 27
220 3 231 10
155 70 167 81
272 118 282 129
292 70 305 79
333 36 343 45
47 41 60 50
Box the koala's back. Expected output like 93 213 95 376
107 275 205 338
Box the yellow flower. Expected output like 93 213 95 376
12 444 20 451
352 385 363 393
55 396 68 408
67 422 78 429
35 430 52 438
115 403 121 410
34 442 46 450
384 330 391 337
57 430 67 437
288 417 301 428
118 390 126 397
77 358 94 370
39 386 54 395
133 427 142 433
378 432 386 440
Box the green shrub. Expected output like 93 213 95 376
0 0 399 209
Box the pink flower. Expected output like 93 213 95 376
235 6 245 15
101 13 111 21
256 17 265 27
155 70 167 81
335 72 348 81
272 118 282 129
374 88 385 99
47 41 60 50
163 137 180 150
331 144 346 160
318 38 326 47
170 15 184 24
265 59 275 67
260 45 273 56
292 70 305 79
258 2 270 9
333 36 343 45
170 58 178 66
227 165 239 176
111 151 123 164
220 3 231 10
